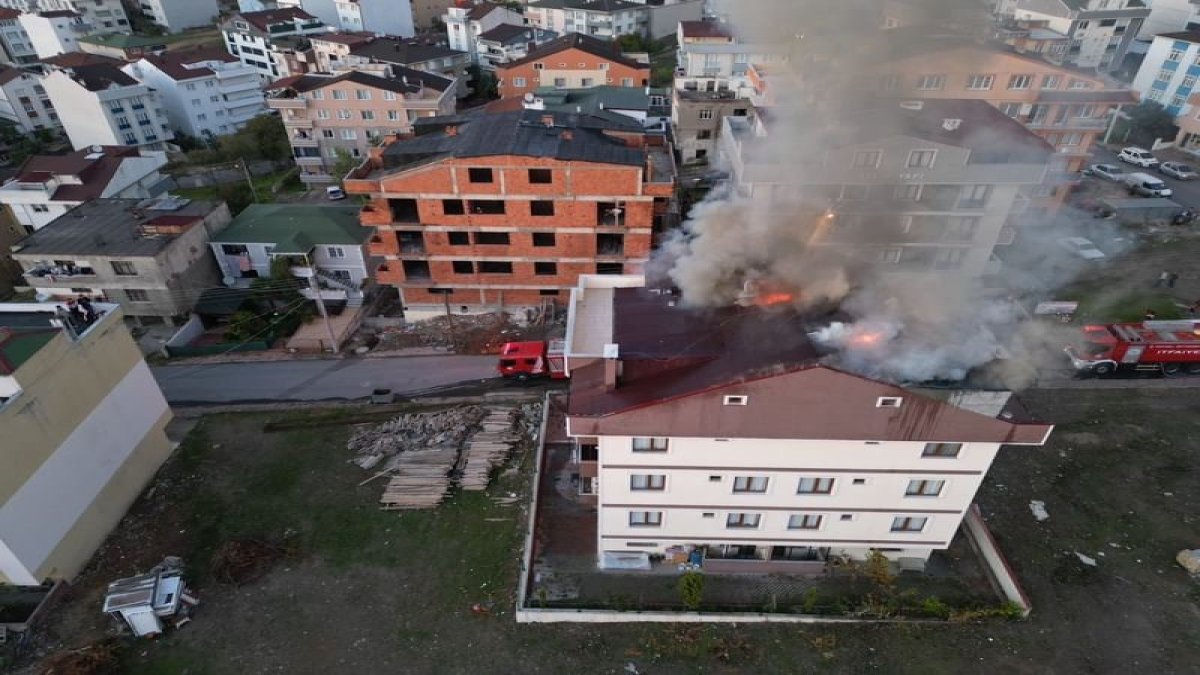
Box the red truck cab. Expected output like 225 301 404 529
497 339 567 380
1066 320 1200 376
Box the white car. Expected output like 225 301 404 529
325 186 346 200
1057 236 1106 261
1118 147 1159 168
1160 161 1198 180
1085 163 1124 181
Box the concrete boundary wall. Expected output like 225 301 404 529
961 504 1033 617
515 390 551 619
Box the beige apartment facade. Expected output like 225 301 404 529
0 303 172 584
268 66 456 184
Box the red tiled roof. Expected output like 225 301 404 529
0 65 27 86
498 32 649 71
41 52 124 68
311 31 374 46
468 2 501 20
0 8 20 20
142 46 238 81
234 8 317 32
13 146 144 202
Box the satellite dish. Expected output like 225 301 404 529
523 92 535 102
222 276 236 287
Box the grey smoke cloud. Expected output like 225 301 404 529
654 0 1130 387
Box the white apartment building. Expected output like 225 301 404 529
1008 0 1149 70
41 59 174 150
0 65 59 132
475 23 557 70
124 47 265 139
275 0 339 28
525 0 643 39
444 1 524 63
334 0 414 37
1131 30 1200 116
562 279 1053 569
719 100 1053 278
0 145 167 233
20 10 87 59
0 0 129 33
221 8 330 80
136 0 218 33
0 8 36 64
0 302 172 585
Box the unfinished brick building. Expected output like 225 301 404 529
344 109 675 318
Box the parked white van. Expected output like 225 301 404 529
1117 147 1159 168
1124 172 1173 197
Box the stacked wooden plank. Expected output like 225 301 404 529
379 449 459 510
458 407 520 490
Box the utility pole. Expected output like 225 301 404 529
299 265 339 353
239 158 259 203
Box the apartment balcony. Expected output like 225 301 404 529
22 263 96 284
271 98 307 110
1025 117 1108 130
290 135 318 147
294 155 325 166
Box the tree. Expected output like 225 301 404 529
330 148 361 185
216 182 254 216
616 33 651 53
1121 101 1179 147
678 570 704 610
217 114 289 163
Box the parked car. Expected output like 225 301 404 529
326 186 346 200
1118 147 1159 168
1085 163 1125 181
1124 172 1173 197
1160 161 1198 180
1057 236 1106 261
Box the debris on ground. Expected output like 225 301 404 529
1075 552 1098 567
39 640 119 675
210 539 291 586
1176 549 1200 575
367 311 564 355
348 403 542 509
1029 500 1049 522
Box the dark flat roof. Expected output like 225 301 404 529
13 198 221 258
499 32 648 70
348 37 464 65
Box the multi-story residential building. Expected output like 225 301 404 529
266 65 456 184
78 32 168 60
475 23 558 71
1134 0 1200 39
0 65 59 132
343 35 472 98
0 0 129 33
135 0 219 33
123 47 266 140
0 301 172 585
0 8 36 64
1006 0 1149 71
719 99 1053 278
525 0 701 40
876 33 1137 204
444 1 524 63
40 55 174 150
11 197 232 321
1132 30 1200 115
560 280 1053 569
410 0 456 30
671 20 787 164
20 10 88 59
221 8 330 80
333 0 415 38
495 32 650 99
209 203 370 307
274 0 339 27
342 108 676 318
0 145 167 233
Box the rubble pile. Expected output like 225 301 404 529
348 406 487 471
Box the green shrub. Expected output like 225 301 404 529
920 596 951 619
679 571 704 610
802 587 819 614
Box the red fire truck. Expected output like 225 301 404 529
1065 320 1200 376
497 339 567 381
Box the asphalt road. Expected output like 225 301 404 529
152 355 498 404
1088 145 1200 208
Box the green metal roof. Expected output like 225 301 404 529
78 33 169 49
0 329 57 375
210 204 369 252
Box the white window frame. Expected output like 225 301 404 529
629 511 662 527
725 512 761 528
852 150 881 168
629 474 666 491
922 442 962 458
906 149 936 169
876 396 902 408
916 74 944 91
722 395 748 406
326 246 345 258
966 74 994 91
891 516 928 532
631 437 668 452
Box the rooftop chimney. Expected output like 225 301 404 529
603 343 620 390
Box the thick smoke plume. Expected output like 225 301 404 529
653 0 1126 387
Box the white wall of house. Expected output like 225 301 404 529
444 4 524 60
140 0 219 33
0 71 61 132
124 59 265 139
0 361 168 585
277 0 339 27
211 240 368 284
19 12 81 59
334 0 414 37
0 16 36 63
42 71 173 150
1132 35 1200 113
592 434 1003 562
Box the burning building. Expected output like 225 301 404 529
561 276 1052 570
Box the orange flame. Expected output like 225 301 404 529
848 331 885 348
756 291 796 306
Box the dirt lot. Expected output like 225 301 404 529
13 389 1200 675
